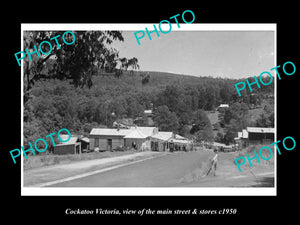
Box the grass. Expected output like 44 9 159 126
23 150 139 170
233 144 275 171
179 151 216 183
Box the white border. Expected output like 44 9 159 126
21 23 277 196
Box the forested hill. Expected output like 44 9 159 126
24 71 274 146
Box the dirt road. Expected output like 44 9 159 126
42 150 274 187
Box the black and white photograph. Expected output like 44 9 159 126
20 24 276 195
3 3 298 222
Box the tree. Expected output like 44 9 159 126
219 83 231 103
141 73 150 85
153 105 179 132
156 85 183 113
222 102 249 125
190 110 214 143
203 87 216 110
23 31 139 104
190 110 212 134
255 113 268 127
194 127 214 143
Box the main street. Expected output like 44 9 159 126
48 151 213 187
47 150 274 187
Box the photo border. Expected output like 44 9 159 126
21 23 277 196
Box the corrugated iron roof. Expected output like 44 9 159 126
90 128 131 136
80 137 90 143
151 132 173 141
124 129 147 139
247 127 275 133
175 134 186 140
89 126 157 137
129 126 156 137
57 136 79 146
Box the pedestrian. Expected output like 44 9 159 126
212 149 218 176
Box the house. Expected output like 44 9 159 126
247 127 275 145
124 128 148 150
53 135 81 155
234 127 275 149
79 137 90 152
89 125 193 152
150 131 173 151
89 128 130 151
150 132 194 152
168 134 193 152
150 132 193 152
89 126 158 151
144 109 152 115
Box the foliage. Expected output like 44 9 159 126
23 30 139 103
190 110 214 143
24 71 274 145
152 105 179 132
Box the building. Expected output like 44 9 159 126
150 131 173 151
124 128 148 150
89 126 192 152
89 128 130 151
247 127 275 145
168 134 193 152
79 137 90 152
89 126 158 151
216 104 229 111
234 127 275 149
53 135 81 155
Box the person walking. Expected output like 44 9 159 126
212 149 218 176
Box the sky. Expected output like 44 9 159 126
111 30 275 79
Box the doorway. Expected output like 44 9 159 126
107 139 112 151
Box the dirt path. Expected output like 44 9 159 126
24 151 168 186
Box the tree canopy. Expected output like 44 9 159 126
23 31 139 103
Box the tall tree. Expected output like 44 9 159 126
153 105 179 132
23 31 139 104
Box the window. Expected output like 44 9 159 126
94 138 99 147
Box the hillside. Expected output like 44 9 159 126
91 71 237 93
24 70 274 147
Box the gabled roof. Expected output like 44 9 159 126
174 134 187 140
90 128 131 136
151 131 173 141
129 126 156 137
57 135 79 146
90 126 157 137
124 129 147 139
80 137 90 143
247 127 275 133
